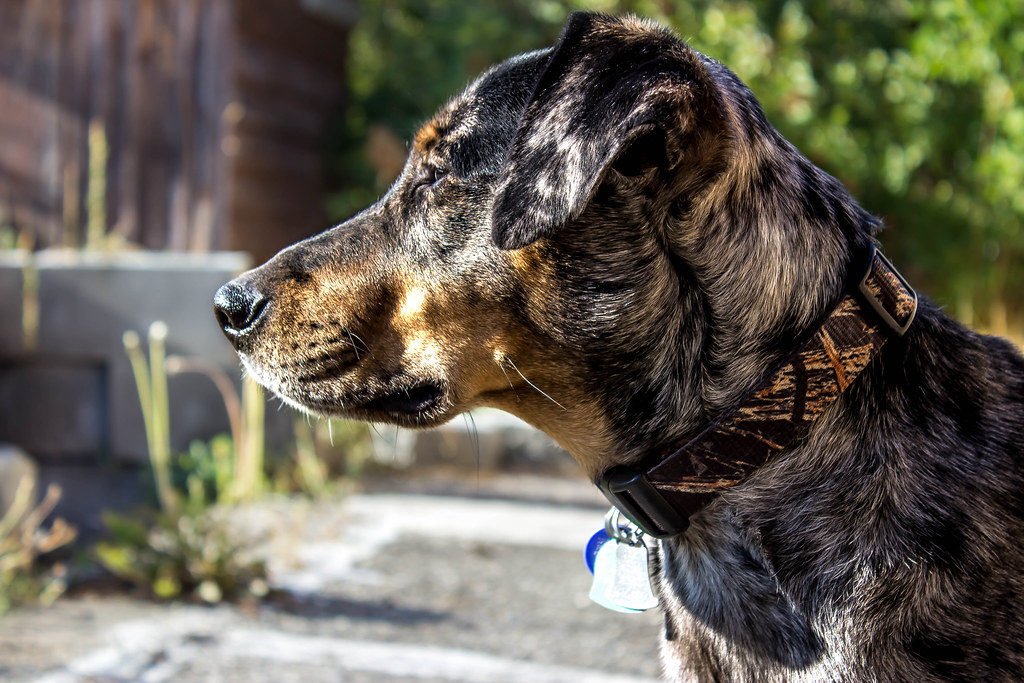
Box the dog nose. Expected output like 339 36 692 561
213 280 268 339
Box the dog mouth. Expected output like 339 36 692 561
276 371 450 427
243 339 451 427
310 380 449 427
356 381 445 418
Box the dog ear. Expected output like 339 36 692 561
490 12 726 250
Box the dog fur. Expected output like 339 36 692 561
217 12 1024 681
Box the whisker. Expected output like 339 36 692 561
348 331 376 360
393 425 399 463
497 360 520 401
465 411 481 490
344 329 361 360
368 423 383 462
347 329 391 375
505 357 566 411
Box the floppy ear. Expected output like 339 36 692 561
491 12 727 250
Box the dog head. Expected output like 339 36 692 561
215 12 869 475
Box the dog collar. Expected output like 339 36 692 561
597 245 918 537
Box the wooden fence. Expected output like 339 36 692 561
0 0 355 261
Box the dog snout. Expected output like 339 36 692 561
214 279 269 344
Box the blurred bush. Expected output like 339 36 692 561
0 480 76 615
96 507 267 604
328 0 1023 332
98 324 270 603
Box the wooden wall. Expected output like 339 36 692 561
226 0 351 259
0 0 352 262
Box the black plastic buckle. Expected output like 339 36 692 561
598 466 689 538
857 245 918 336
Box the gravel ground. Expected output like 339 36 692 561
0 475 664 682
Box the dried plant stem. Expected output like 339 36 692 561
148 323 177 514
86 119 107 250
123 331 156 465
233 377 266 502
123 324 178 515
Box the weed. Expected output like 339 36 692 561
100 323 269 603
0 478 77 615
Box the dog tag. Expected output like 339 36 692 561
589 539 659 613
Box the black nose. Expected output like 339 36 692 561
213 281 268 339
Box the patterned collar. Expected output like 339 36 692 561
598 245 919 537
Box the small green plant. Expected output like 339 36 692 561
95 508 267 603
0 478 77 615
166 355 346 499
284 416 374 491
99 323 269 603
163 355 269 503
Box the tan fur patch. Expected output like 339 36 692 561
481 353 617 477
413 122 440 153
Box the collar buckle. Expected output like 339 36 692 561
857 245 918 336
598 466 689 538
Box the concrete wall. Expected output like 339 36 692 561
0 251 267 464
0 250 302 533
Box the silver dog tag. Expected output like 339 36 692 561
589 539 659 613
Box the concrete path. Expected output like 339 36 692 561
1 479 664 682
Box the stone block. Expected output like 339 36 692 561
0 362 106 460
33 251 251 366
0 442 37 514
36 463 143 541
0 251 27 356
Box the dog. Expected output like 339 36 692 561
214 12 1024 681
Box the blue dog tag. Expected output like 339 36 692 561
584 529 612 574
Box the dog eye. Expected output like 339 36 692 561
415 166 447 194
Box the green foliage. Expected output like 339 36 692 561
110 325 272 603
290 418 331 497
176 434 237 509
97 432 271 604
0 480 77 615
278 417 375 495
111 322 369 603
320 418 377 479
330 0 1024 328
97 440 270 605
95 508 267 603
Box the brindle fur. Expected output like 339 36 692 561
218 12 1024 681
